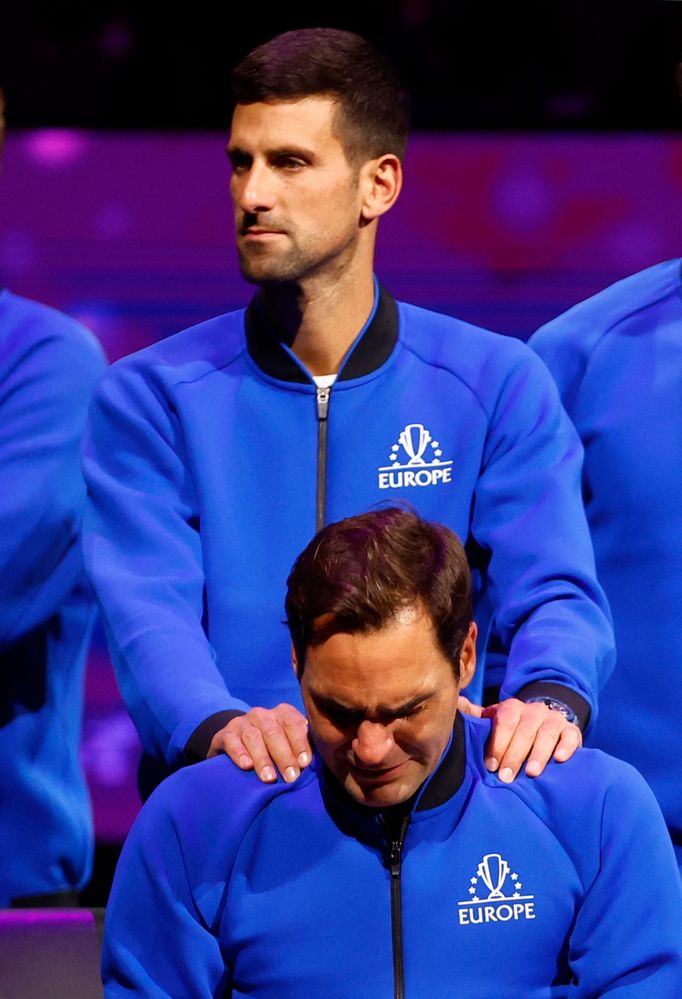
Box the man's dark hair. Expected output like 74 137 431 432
232 28 410 162
285 507 472 679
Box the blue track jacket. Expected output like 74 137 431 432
531 259 682 863
102 715 682 997
83 287 614 764
0 290 106 903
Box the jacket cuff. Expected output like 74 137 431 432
516 682 591 732
184 709 246 762
483 685 501 707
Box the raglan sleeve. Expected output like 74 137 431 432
529 314 592 414
567 764 682 995
101 768 232 998
82 358 250 765
470 342 614 730
0 315 106 646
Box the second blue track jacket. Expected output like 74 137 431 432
83 286 614 764
531 259 682 863
0 289 106 903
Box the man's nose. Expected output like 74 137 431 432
234 162 276 214
352 720 392 766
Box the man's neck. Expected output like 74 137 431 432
258 267 376 377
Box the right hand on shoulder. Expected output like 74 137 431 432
207 704 312 784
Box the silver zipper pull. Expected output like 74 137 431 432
316 385 331 421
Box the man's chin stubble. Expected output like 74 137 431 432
237 246 298 286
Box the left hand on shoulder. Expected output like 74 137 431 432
458 695 582 783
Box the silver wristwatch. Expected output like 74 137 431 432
524 696 578 726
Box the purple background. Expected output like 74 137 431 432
2 129 680 840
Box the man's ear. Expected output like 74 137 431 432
291 644 301 680
359 153 403 222
458 622 478 690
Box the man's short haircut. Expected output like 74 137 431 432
232 28 410 163
285 507 472 680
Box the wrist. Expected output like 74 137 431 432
516 681 590 731
523 695 578 725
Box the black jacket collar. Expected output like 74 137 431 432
414 712 466 812
244 285 399 384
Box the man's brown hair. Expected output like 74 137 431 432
285 507 472 679
232 28 410 163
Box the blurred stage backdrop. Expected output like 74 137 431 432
0 123 682 876
1 128 681 851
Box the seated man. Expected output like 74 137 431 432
102 509 682 997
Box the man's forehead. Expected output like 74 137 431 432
303 607 453 703
306 678 436 715
228 95 341 143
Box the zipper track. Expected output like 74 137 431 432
382 814 409 999
315 386 331 532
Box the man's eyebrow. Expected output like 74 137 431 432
226 143 317 161
310 690 434 719
226 143 249 160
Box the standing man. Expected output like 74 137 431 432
102 509 682 997
0 90 107 903
531 258 682 864
83 29 613 794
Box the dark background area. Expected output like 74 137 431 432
2 1 681 131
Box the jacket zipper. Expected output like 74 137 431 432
382 814 410 999
315 386 331 532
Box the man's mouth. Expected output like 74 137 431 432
239 219 287 238
241 227 285 236
349 761 407 782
